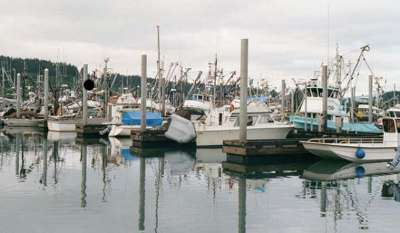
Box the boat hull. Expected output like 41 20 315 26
47 120 76 132
109 125 139 137
196 125 293 147
3 118 43 127
302 141 396 162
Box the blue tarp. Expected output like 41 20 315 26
121 148 137 161
121 111 163 126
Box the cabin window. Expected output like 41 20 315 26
383 119 396 133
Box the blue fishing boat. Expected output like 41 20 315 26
289 78 382 134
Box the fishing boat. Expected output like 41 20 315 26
108 110 163 137
301 117 399 162
47 115 78 132
289 78 382 134
3 118 44 127
195 101 293 147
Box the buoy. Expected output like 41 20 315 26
355 148 365 159
83 79 95 91
355 166 365 178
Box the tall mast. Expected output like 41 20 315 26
335 43 342 91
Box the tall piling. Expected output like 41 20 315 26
141 55 147 132
82 64 88 126
281 80 286 121
351 86 355 123
44 69 49 120
321 65 328 132
16 73 21 118
156 26 165 116
304 88 308 132
368 75 373 123
239 39 248 143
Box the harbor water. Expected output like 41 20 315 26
1 132 400 233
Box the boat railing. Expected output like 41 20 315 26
308 137 383 144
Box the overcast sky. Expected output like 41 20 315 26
0 0 399 94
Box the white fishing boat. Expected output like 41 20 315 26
47 115 77 132
302 117 399 162
195 102 293 147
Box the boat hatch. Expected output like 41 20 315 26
382 118 400 133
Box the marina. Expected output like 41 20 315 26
2 1 400 232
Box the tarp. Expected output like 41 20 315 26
121 111 163 126
121 148 138 161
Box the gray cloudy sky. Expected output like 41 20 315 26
0 0 399 93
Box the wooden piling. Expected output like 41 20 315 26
239 39 248 143
281 79 286 121
141 55 147 132
368 75 373 123
321 65 328 132
44 69 49 120
16 73 21 119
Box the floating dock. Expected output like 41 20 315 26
131 127 195 148
76 118 108 137
223 138 308 157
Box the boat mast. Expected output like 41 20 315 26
213 54 217 108
335 44 342 92
156 25 165 116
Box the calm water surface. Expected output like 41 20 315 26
1 131 400 233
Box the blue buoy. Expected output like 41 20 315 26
355 148 365 159
355 166 365 178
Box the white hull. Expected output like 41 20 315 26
4 118 43 127
196 125 293 147
47 120 76 132
302 141 396 162
109 125 139 137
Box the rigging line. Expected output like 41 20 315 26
361 54 374 75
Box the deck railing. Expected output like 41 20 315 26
308 137 383 144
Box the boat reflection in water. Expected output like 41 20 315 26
2 132 400 233
302 160 400 230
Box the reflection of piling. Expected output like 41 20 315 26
141 55 147 132
81 144 87 208
44 69 49 120
368 177 372 194
320 182 327 217
15 134 20 175
16 73 21 118
238 177 246 233
239 39 248 143
139 157 146 231
41 138 48 186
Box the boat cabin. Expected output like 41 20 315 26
382 117 400 143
